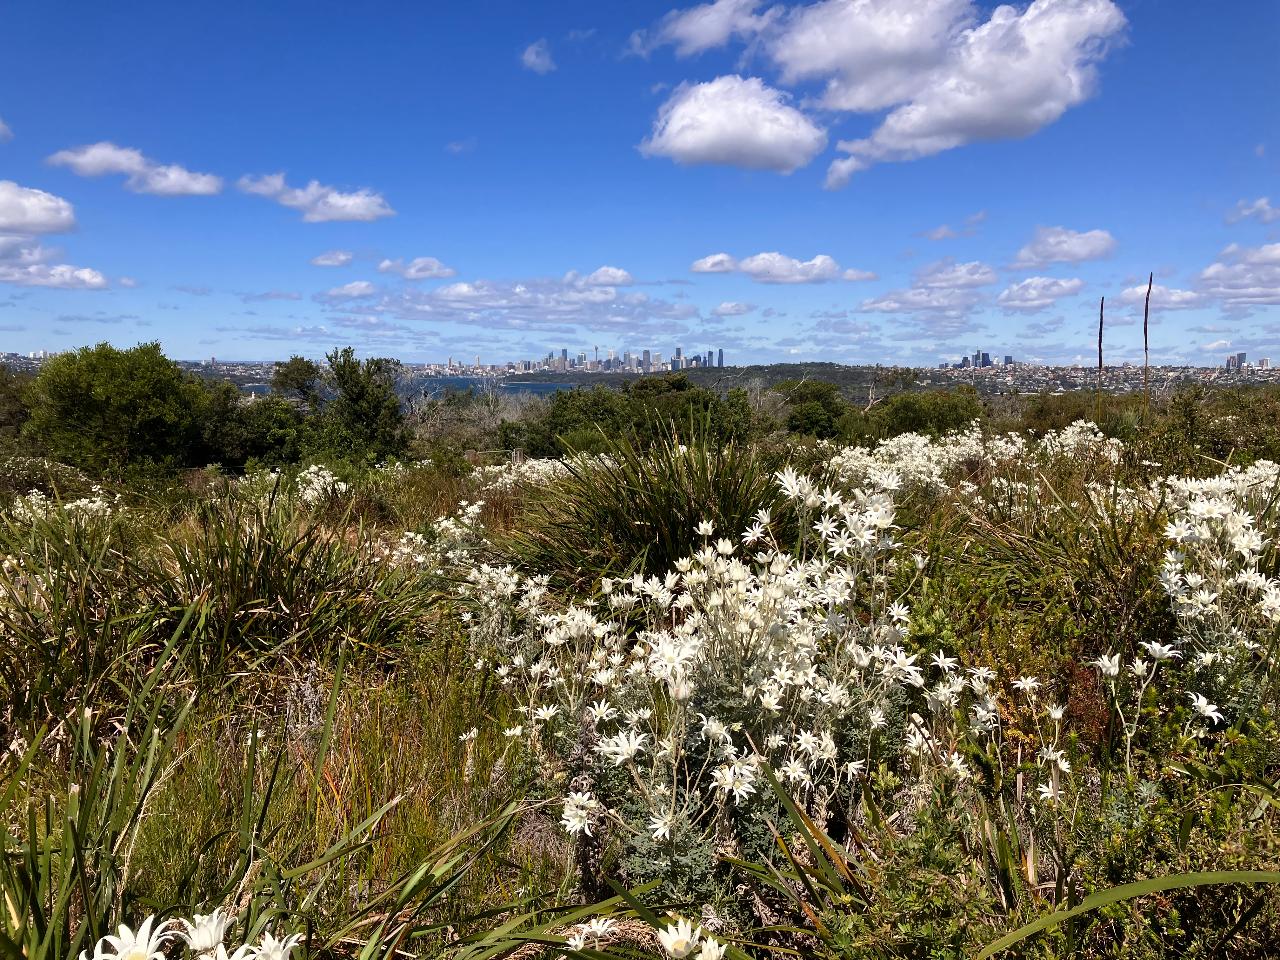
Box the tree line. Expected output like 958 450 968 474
14 340 1269 480
0 343 407 475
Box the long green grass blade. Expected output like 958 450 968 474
976 872 1280 959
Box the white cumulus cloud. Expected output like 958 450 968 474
691 252 738 273
1013 225 1116 267
1118 282 1202 310
741 252 839 283
641 75 827 174
636 0 1125 185
691 249 873 283
771 0 974 111
860 285 981 317
369 274 698 337
1199 243 1280 307
0 180 77 233
48 141 222 196
916 258 997 288
711 300 755 316
824 0 1126 186
997 276 1084 311
581 265 634 286
322 280 378 300
0 237 107 290
378 257 457 280
637 0 779 56
2 264 108 289
522 39 557 74
311 250 354 267
1227 197 1280 225
238 173 394 222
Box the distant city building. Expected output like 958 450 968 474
717 348 724 368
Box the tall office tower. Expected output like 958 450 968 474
642 349 651 372
561 348 568 362
1261 358 1272 369
1004 355 1013 366
981 352 991 367
961 356 971 368
717 348 723 367
675 347 683 362
1226 356 1236 370
1237 351 1248 367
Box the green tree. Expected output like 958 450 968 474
271 355 323 405
837 387 984 442
24 342 208 472
314 347 407 462
774 380 847 438
0 366 32 442
198 382 308 469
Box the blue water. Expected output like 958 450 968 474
413 376 580 397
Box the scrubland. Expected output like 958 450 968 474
3 386 1280 959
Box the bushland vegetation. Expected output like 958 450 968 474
3 343 1280 959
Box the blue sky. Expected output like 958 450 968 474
0 0 1276 365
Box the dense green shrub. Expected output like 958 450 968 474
23 342 211 472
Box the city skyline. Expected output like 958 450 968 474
0 1 1277 366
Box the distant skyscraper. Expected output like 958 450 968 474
642 349 651 372
1261 358 1272 369
1237 351 1247 367
717 348 723 367
1004 355 1013 366
981 352 991 367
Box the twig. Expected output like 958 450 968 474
1142 273 1153 424
1096 297 1105 417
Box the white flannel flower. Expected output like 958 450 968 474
658 918 702 958
561 791 599 836
1091 653 1121 678
1188 692 1224 724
